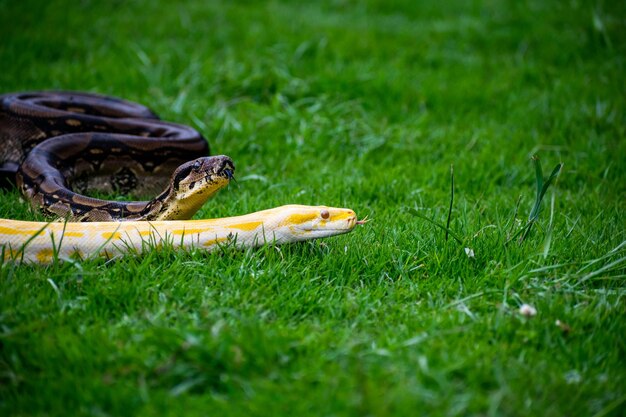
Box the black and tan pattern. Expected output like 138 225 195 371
0 91 234 221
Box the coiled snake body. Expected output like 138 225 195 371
0 92 358 263
0 91 234 221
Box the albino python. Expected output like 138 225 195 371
0 91 360 263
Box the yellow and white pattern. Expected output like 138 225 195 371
0 205 359 264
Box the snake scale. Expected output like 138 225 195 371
0 91 359 263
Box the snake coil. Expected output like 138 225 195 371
0 91 234 221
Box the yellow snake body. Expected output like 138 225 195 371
1 205 358 264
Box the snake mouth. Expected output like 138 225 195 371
296 212 359 236
215 158 235 181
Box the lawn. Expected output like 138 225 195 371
1 0 625 416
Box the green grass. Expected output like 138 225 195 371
1 0 625 415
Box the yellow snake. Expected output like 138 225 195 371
0 205 359 264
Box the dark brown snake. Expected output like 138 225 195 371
0 91 235 221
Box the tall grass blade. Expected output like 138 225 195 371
516 156 563 243
446 164 454 242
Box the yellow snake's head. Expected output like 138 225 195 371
274 204 359 241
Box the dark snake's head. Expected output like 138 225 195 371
172 155 235 194
160 155 235 219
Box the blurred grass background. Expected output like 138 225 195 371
1 0 625 416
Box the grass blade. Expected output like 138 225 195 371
407 208 464 244
446 164 454 242
518 156 563 243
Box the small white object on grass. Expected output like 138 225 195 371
519 303 537 317
464 247 475 258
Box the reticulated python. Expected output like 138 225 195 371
0 92 359 263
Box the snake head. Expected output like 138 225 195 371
273 205 359 240
172 155 235 194
153 155 235 220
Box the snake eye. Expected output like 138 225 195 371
192 160 202 170
320 209 330 220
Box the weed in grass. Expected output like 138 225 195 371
409 154 565 253
513 155 563 244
